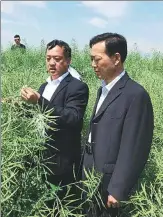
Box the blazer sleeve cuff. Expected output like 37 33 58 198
38 95 42 105
107 185 130 201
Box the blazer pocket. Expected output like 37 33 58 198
102 163 115 174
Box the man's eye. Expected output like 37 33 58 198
91 56 101 62
92 58 101 63
55 59 60 62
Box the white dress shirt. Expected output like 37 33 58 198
42 71 69 101
88 70 125 143
68 66 81 80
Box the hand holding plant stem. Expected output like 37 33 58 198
21 87 40 104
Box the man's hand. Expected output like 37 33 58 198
21 87 40 104
107 195 119 208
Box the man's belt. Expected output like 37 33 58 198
85 142 93 154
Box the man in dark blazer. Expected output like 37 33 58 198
82 33 154 217
20 40 89 211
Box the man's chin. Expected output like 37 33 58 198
96 74 102 80
50 73 59 80
49 71 57 76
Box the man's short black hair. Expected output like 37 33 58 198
89 33 127 63
46 39 71 59
14 35 20 38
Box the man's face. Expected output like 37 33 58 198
90 41 116 81
14 37 20 45
46 45 70 80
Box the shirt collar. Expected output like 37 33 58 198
46 71 69 84
101 70 125 89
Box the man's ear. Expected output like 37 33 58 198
114 53 121 66
67 58 71 65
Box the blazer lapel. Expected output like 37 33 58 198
93 72 130 121
94 88 122 119
86 86 102 140
90 86 102 122
50 73 72 103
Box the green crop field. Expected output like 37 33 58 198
1 41 163 217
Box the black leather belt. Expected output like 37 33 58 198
85 142 93 154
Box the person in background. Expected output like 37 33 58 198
82 32 154 217
11 34 26 51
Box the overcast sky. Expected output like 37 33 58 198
1 1 163 53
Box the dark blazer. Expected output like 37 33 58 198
83 72 154 202
37 73 89 183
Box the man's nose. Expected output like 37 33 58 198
49 59 56 65
92 59 97 68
